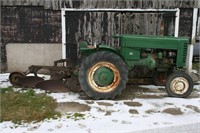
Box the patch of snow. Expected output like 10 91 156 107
0 73 12 88
48 92 80 102
139 85 165 89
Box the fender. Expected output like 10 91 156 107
79 43 124 60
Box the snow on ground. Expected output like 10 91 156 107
0 73 200 133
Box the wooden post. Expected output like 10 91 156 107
174 8 180 37
61 9 66 59
186 8 198 72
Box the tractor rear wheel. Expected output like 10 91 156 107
79 51 128 99
165 71 193 98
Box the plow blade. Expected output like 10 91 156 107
35 80 66 93
9 72 44 88
18 76 44 88
9 72 80 93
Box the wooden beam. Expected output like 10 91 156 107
62 8 178 12
187 8 198 72
61 8 66 59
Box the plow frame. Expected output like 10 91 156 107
24 59 73 80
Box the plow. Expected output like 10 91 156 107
9 59 81 93
9 34 199 99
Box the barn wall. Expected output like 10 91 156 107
1 0 199 10
1 6 61 43
65 11 176 65
1 6 61 72
1 0 199 71
63 8 198 65
179 8 193 42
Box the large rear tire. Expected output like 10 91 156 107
79 51 128 99
165 71 193 98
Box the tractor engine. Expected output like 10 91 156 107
128 49 177 78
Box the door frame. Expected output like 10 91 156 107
61 8 180 59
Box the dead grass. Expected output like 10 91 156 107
0 87 61 124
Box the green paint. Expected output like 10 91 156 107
158 52 162 59
127 56 156 70
79 34 188 72
93 66 114 87
118 35 188 68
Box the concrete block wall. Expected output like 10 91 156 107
6 43 62 72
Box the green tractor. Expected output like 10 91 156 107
78 34 194 99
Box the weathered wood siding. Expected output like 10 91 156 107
1 0 199 10
179 8 193 42
1 6 61 71
67 11 174 43
64 11 176 65
1 0 199 69
1 6 61 43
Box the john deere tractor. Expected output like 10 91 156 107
78 34 194 99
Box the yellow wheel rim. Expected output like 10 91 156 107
87 62 120 93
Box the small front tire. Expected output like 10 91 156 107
165 71 193 98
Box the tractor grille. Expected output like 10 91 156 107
182 44 188 65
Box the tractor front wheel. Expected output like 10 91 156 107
165 71 193 98
79 51 128 99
